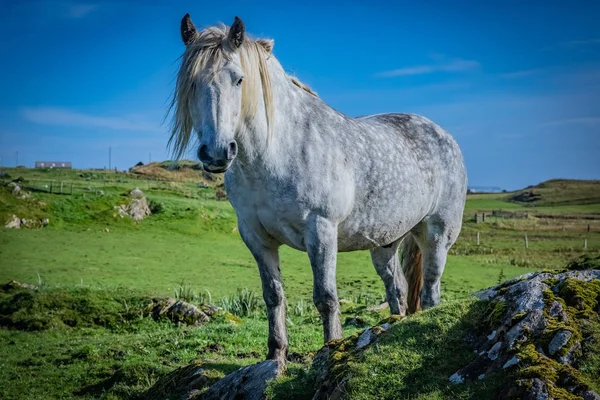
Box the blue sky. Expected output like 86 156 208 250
0 0 599 190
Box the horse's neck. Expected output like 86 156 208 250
234 59 345 176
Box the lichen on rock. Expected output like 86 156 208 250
449 267 600 399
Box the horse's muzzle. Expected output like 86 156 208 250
198 141 237 173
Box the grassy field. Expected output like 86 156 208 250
0 167 598 399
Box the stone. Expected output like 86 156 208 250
528 378 550 400
11 185 21 196
449 372 464 384
128 197 151 221
503 356 519 369
548 300 566 319
4 215 21 229
130 187 144 199
147 298 210 326
548 329 572 356
201 360 283 400
112 190 151 221
357 328 377 349
583 391 600 400
487 341 502 361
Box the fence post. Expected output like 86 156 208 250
584 238 588 250
525 235 529 249
477 231 480 246
70 183 73 195
49 180 53 193
60 181 64 194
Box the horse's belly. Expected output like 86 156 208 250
337 217 411 252
336 195 430 251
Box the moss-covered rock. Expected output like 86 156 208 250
146 298 220 326
451 269 600 399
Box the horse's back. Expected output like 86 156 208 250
335 112 467 250
366 112 467 211
357 112 467 198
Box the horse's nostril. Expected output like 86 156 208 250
199 145 210 161
227 141 238 160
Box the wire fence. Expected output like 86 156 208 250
14 177 216 197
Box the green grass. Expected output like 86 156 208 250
269 300 501 400
0 285 365 400
0 226 538 303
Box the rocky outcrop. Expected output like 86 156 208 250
113 188 151 221
4 215 49 229
450 269 600 399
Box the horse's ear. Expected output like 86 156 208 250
227 16 245 50
180 13 198 46
257 39 274 53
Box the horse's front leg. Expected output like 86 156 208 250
305 214 343 343
239 221 288 363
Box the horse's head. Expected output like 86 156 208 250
173 14 274 173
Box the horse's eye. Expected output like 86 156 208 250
236 77 244 86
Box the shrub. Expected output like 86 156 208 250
219 288 263 317
148 199 164 214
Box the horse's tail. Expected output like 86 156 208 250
401 234 423 314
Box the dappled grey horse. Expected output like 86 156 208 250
169 15 467 363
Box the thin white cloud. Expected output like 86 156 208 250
21 107 164 133
374 58 480 78
67 4 99 19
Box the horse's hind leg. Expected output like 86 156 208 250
413 215 461 309
370 240 409 316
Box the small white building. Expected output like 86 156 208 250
35 161 72 169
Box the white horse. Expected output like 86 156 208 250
169 15 467 363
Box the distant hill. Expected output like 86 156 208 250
129 160 223 184
509 179 600 206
